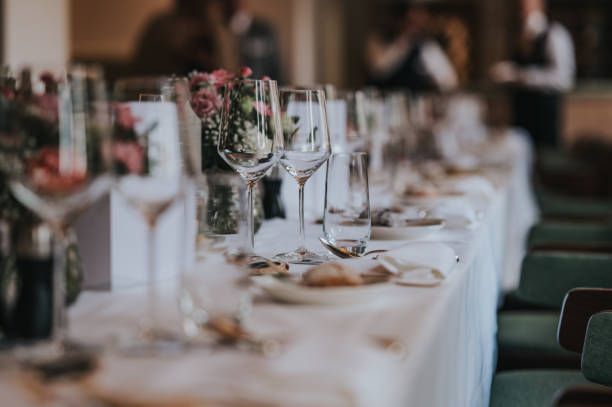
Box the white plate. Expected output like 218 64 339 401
252 275 391 305
371 218 445 240
402 191 464 206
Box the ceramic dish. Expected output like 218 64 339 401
371 218 445 240
252 275 391 305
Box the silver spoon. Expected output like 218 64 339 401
319 237 388 259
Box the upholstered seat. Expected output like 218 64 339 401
497 312 579 370
497 253 612 370
490 370 590 407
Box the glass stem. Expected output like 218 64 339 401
246 182 255 254
297 182 306 253
52 229 68 347
146 221 159 331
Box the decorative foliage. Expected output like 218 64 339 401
188 66 275 172
0 70 61 222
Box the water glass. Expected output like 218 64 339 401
323 153 370 256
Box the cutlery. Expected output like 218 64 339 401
319 237 388 259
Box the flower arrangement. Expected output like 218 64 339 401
188 66 276 172
188 66 271 234
111 104 154 176
0 70 62 222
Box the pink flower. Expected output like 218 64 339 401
261 75 271 81
113 141 144 174
26 147 86 193
239 66 253 78
190 87 222 119
114 104 140 129
189 73 211 88
253 101 273 117
209 69 235 87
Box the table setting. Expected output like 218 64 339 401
0 64 538 407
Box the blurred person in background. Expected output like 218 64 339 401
132 0 282 79
227 0 283 81
365 0 458 92
491 0 575 148
132 0 229 75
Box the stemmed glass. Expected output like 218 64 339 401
113 77 194 342
218 79 283 255
275 89 331 264
0 65 113 357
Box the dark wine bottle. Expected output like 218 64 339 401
0 222 53 341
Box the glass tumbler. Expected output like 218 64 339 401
323 152 371 255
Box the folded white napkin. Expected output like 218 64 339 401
378 242 457 284
444 175 496 202
427 197 477 229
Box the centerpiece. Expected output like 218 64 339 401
188 67 264 236
0 69 84 339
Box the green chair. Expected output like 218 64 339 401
528 222 612 250
535 187 612 220
491 288 612 407
497 253 612 370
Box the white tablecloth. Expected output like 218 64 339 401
2 132 537 407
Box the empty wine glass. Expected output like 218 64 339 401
275 89 331 264
0 65 113 357
113 77 194 344
218 79 283 255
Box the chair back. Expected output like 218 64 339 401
528 222 612 248
582 312 612 387
558 288 612 353
518 252 612 309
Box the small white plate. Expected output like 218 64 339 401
252 275 391 306
402 191 465 206
371 218 445 240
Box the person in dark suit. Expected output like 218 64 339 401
226 0 283 81
365 1 457 92
491 0 575 148
132 0 222 76
132 0 282 80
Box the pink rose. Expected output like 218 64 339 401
113 141 144 174
209 69 235 87
253 101 273 117
239 66 253 78
114 104 140 129
190 87 222 119
261 75 271 81
27 147 86 193
189 73 211 88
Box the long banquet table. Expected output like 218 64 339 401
2 131 538 407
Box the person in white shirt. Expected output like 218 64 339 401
365 1 458 92
491 0 575 147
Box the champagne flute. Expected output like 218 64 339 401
113 77 194 344
218 79 283 255
275 89 331 264
1 65 112 358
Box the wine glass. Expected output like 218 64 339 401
0 65 112 357
275 89 331 264
113 77 194 344
218 79 283 255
